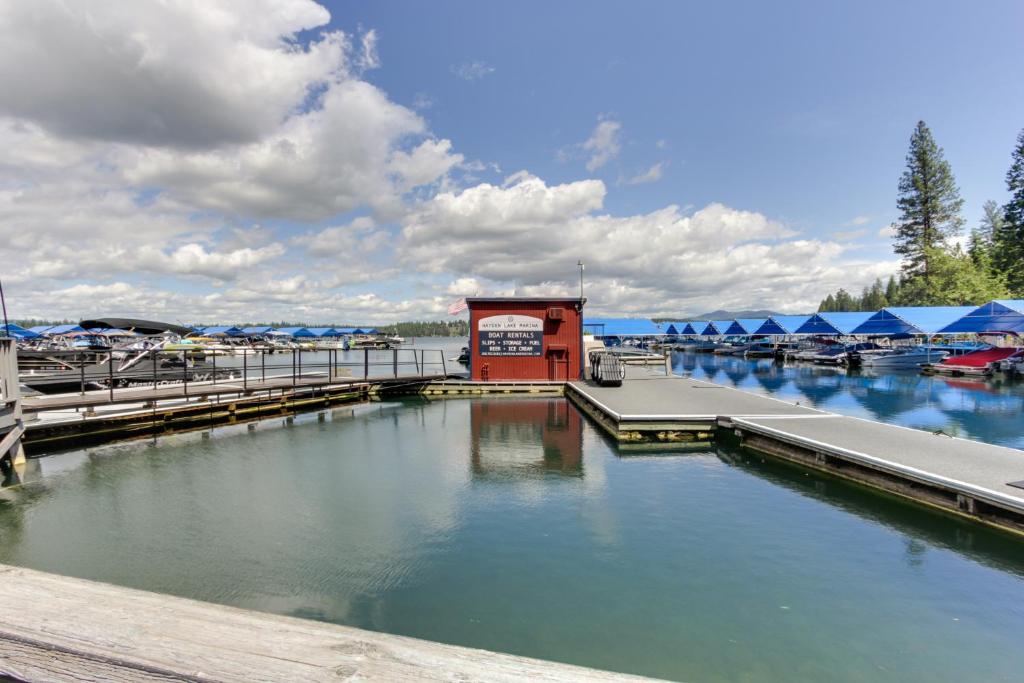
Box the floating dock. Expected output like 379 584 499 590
0 563 654 682
566 367 1024 534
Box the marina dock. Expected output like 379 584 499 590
565 367 1024 534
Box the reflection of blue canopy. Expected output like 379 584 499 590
723 318 767 335
275 327 316 337
795 312 874 335
583 318 662 336
938 299 1024 334
851 306 976 336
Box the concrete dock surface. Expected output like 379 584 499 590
567 366 1024 532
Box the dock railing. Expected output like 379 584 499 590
0 337 26 468
18 346 451 403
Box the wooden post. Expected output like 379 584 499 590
108 351 114 401
243 351 247 391
364 347 368 380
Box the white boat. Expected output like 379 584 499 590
861 348 949 369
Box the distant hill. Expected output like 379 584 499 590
690 309 782 321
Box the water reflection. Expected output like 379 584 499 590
470 399 583 476
673 352 1024 448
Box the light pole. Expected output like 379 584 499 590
577 260 584 300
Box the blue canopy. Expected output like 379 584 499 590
851 306 976 336
333 327 358 335
2 323 40 339
241 326 275 335
938 299 1024 334
359 328 380 335
201 326 244 337
681 322 703 335
583 318 662 336
698 321 728 336
275 327 316 337
306 327 340 337
752 315 811 335
32 324 85 335
723 318 767 335
795 312 874 335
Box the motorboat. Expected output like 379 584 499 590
743 342 777 358
922 347 1023 376
861 347 949 369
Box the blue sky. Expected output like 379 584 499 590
1 0 1022 322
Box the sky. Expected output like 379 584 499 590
1 0 1022 324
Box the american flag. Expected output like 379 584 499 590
447 298 468 316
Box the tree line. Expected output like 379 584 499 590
378 320 468 337
819 122 1024 312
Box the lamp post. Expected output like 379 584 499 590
577 260 584 300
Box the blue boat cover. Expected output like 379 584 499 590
938 299 1024 334
851 306 976 335
2 323 40 339
241 326 275 334
583 318 662 336
795 312 874 335
752 315 808 335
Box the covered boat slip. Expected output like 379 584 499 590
566 366 1024 534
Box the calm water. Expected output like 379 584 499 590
3 398 1024 682
671 352 1024 449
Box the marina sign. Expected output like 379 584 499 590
477 315 543 356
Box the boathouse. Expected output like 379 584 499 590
467 297 585 382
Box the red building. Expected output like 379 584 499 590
467 297 585 381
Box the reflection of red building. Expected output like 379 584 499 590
467 297 584 381
470 400 583 476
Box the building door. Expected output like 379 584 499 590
547 348 568 381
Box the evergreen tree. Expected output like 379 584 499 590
862 278 888 311
969 200 1002 268
996 128 1024 296
892 121 965 282
818 293 836 312
885 275 900 305
895 246 1007 306
833 288 856 311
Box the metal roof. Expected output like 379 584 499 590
851 306 976 335
306 327 340 337
795 312 874 335
938 300 1024 334
723 318 767 335
202 326 244 336
241 326 275 334
274 327 316 337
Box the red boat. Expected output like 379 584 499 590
922 347 1024 376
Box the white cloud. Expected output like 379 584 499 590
878 225 896 238
358 29 381 71
582 119 622 172
0 0 343 149
399 173 894 316
622 162 665 185
451 61 495 81
845 215 871 226
412 93 435 110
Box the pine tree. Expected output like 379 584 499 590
862 278 888 311
819 293 836 312
996 128 1024 295
892 121 964 282
885 275 900 305
833 288 856 311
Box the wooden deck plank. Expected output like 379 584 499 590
0 564 657 682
